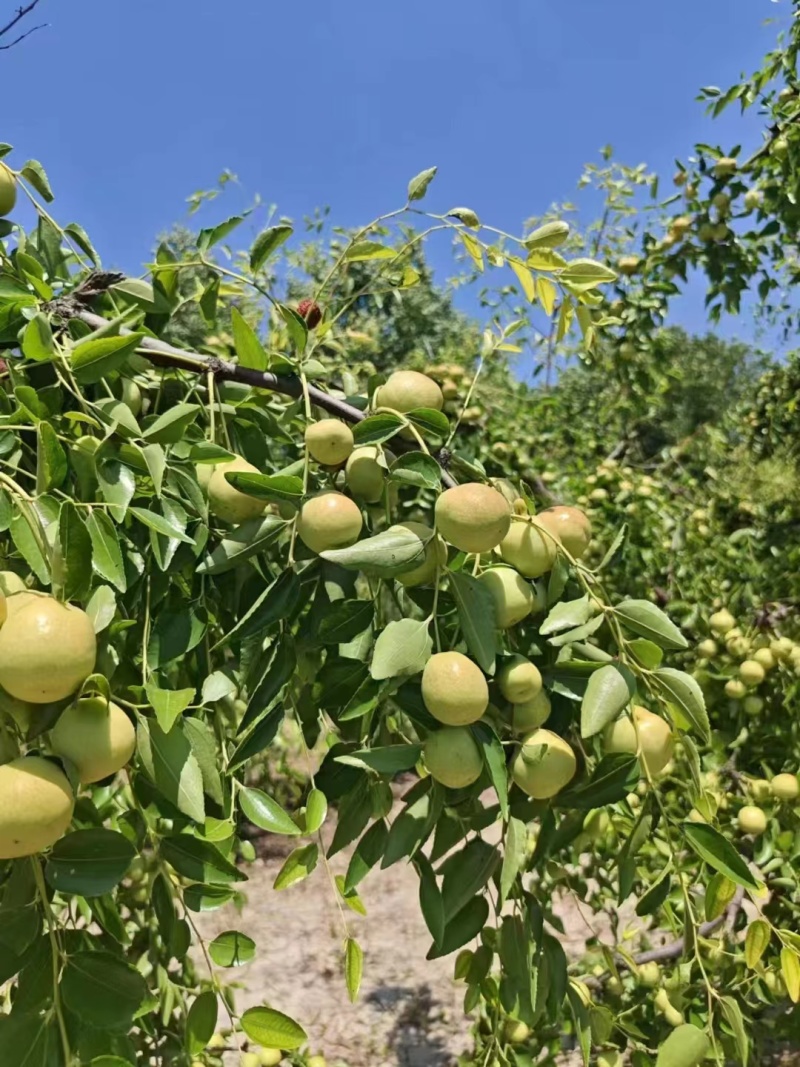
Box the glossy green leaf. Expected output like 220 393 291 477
61 951 148 1032
407 166 437 201
208 930 256 967
45 830 135 897
345 937 363 1003
240 1005 307 1050
680 822 760 890
370 618 432 680
653 668 710 741
615 599 688 650
580 664 634 738
273 843 319 890
160 835 247 885
137 720 205 823
70 333 142 384
250 225 293 271
654 1024 710 1067
186 990 218 1055
449 570 497 674
239 786 301 836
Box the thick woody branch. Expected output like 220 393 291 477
74 310 458 487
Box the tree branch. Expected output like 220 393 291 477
72 309 458 487
0 0 47 50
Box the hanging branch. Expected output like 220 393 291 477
0 0 47 50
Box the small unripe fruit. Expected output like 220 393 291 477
712 191 731 214
259 1050 283 1066
512 729 576 799
537 506 592 559
296 298 322 328
345 445 386 502
307 1055 327 1067
670 215 691 237
498 656 542 704
744 188 763 210
713 157 737 177
709 609 735 634
771 636 794 661
207 457 266 524
424 726 483 788
724 679 746 700
772 137 789 160
0 163 17 217
297 491 363 554
743 695 764 716
392 523 447 587
739 659 766 687
241 1054 261 1067
697 639 718 659
771 773 799 801
738 805 767 835
749 778 771 802
638 961 661 988
50 698 136 784
479 566 534 628
421 651 488 726
603 706 674 776
207 1033 227 1050
597 1052 622 1067
617 255 640 276
503 1020 530 1045
435 483 511 554
0 757 74 858
512 691 551 734
673 171 687 186
0 594 96 703
498 517 557 577
727 636 750 659
305 419 354 466
752 647 776 671
376 370 443 413
589 487 608 502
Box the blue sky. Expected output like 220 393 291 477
2 0 785 351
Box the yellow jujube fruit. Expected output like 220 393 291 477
752 647 776 671
375 370 443 413
498 517 557 577
435 483 511 554
771 773 799 801
297 491 363 554
304 419 355 466
771 636 794 661
512 729 576 799
738 805 767 835
0 591 5 627
423 726 483 789
479 566 534 628
739 659 766 687
743 695 763 716
724 678 746 700
259 1051 283 1067
50 697 136 784
392 523 447 587
603 705 674 776
0 594 96 704
421 651 488 726
512 691 551 734
697 639 718 659
709 609 736 635
0 163 17 217
0 756 74 858
207 457 266 524
498 655 542 704
503 1020 531 1044
345 445 386 502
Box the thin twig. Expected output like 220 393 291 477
0 0 46 50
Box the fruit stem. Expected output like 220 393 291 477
31 857 73 1065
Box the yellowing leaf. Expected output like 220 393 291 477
536 276 557 316
461 232 484 271
781 947 800 1002
745 919 770 968
509 259 535 302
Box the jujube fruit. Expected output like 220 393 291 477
697 639 718 659
0 163 16 218
498 517 557 577
259 1052 283 1067
392 522 446 587
296 298 322 328
297 491 363 554
536 506 592 558
435 483 511 554
512 691 551 734
345 445 386 502
305 419 354 466
709 609 735 634
0 756 74 858
617 255 640 276
498 656 542 704
423 726 483 788
603 705 673 776
738 805 767 835
50 697 136 784
739 659 765 687
0 594 96 703
421 651 488 726
479 566 534 628
771 773 799 800
512 729 576 799
207 457 266 524
375 370 443 413
752 647 776 671
724 679 746 700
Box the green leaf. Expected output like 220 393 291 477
352 412 405 445
426 895 489 959
186 990 218 1056
145 682 195 734
182 716 225 806
224 471 303 506
231 307 268 371
404 407 450 438
129 506 195 544
449 570 497 674
21 313 53 362
64 222 100 264
447 206 481 228
277 303 307 351
142 403 200 444
500 817 527 904
559 257 618 287
250 225 293 271
85 584 117 634
53 500 92 601
628 638 663 669
148 608 207 667
338 744 422 775
556 754 639 809
370 618 432 680
524 220 570 249
580 664 635 738
655 1024 710 1067
237 641 296 735
86 510 127 592
96 452 135 521
345 820 388 892
472 722 507 816
198 213 248 251
781 947 800 1003
36 422 67 493
208 930 256 967
414 853 444 944
45 830 134 897
345 241 396 261
440 839 499 922
20 159 54 202
61 951 148 1032
240 1006 307 1050
9 502 49 584
704 871 737 921
720 995 748 1066
653 668 710 741
614 600 688 650
407 166 437 201
321 526 429 577
196 514 287 575
540 595 592 635
220 570 302 646
389 450 442 490
345 937 363 1003
744 919 770 968
239 786 301 836
137 720 205 823
273 843 319 890
70 333 143 384
680 822 760 890
317 599 374 644
305 789 328 834
635 866 672 917
160 835 247 885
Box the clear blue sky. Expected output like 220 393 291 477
2 0 784 348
